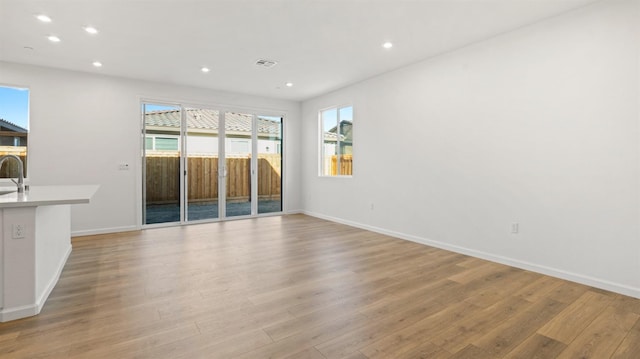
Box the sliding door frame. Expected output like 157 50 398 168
141 101 185 226
217 111 226 220
141 100 285 228
251 114 259 216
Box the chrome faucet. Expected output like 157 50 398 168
0 155 25 193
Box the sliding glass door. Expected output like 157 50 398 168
143 103 182 225
257 116 282 214
185 107 220 222
142 103 283 226
224 112 253 217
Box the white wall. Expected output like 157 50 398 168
0 62 301 234
302 0 640 297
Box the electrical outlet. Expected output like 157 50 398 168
12 224 25 239
370 203 374 210
118 163 130 171
511 223 519 234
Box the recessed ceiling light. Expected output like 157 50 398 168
84 26 98 34
285 82 293 87
382 42 393 49
92 61 102 68
36 14 52 23
47 35 61 43
201 67 210 73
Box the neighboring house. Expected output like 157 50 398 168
0 118 28 178
144 109 282 155
0 118 28 147
325 120 353 155
321 120 353 175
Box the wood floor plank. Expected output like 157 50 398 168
67 322 201 359
431 295 533 353
612 317 640 359
359 300 480 359
264 299 369 342
448 344 493 359
282 347 327 359
195 304 294 339
512 275 564 303
610 293 640 315
462 269 539 308
502 334 566 359
556 306 639 359
447 261 509 285
537 290 613 344
544 280 590 304
285 277 395 319
357 278 459 319
315 288 457 358
337 351 368 359
234 313 371 359
395 341 451 359
472 297 567 357
0 214 638 359
165 329 273 359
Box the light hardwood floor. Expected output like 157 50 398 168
1 214 639 358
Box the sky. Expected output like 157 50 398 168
0 86 29 129
322 106 353 132
144 104 178 112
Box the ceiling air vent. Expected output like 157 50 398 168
255 59 278 68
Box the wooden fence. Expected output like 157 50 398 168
331 155 353 176
145 154 281 204
0 146 27 178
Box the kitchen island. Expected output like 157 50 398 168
0 185 98 321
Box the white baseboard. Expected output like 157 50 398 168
72 225 140 237
0 303 39 322
302 211 640 299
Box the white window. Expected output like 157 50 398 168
0 86 29 179
145 135 179 151
320 106 353 176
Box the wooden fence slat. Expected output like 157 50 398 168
146 154 282 204
330 154 352 176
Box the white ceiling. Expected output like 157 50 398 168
1 0 599 102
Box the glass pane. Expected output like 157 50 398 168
225 112 252 217
321 108 338 176
0 86 29 178
143 103 181 224
145 137 153 150
339 106 353 176
257 116 282 214
185 107 219 221
155 137 179 151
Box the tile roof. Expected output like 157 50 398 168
144 109 281 135
327 120 352 143
0 118 28 132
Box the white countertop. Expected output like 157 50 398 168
0 185 99 208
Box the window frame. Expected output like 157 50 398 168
318 105 353 177
0 84 30 183
144 134 180 152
